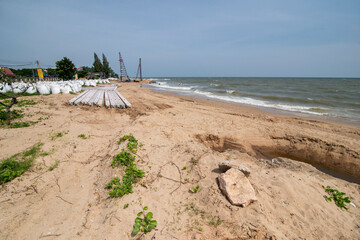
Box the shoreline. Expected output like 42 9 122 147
142 82 360 127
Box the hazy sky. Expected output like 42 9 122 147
0 0 359 77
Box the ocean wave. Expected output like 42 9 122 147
276 104 323 115
191 90 326 116
309 107 331 113
226 90 237 94
194 89 214 96
148 83 330 116
258 95 310 103
145 78 171 81
155 83 193 91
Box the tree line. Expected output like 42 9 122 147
9 53 118 80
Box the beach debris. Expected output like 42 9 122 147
218 168 257 207
218 160 251 176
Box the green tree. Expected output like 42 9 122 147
82 66 94 73
77 70 87 78
102 53 110 78
110 69 118 78
46 68 58 77
10 68 36 77
93 53 103 73
55 57 76 80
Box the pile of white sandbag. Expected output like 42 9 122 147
0 79 111 95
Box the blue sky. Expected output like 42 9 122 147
0 0 359 77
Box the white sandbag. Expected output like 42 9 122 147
13 88 22 94
71 83 81 93
60 85 72 94
13 83 27 93
37 85 50 95
5 84 12 92
0 83 7 93
90 80 97 87
50 85 61 94
26 86 37 94
76 83 82 92
85 80 91 86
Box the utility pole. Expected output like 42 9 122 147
139 58 142 81
136 58 142 81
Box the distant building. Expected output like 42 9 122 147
0 67 16 77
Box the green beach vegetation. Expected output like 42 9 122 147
131 206 157 236
323 185 351 210
0 143 43 184
106 134 145 198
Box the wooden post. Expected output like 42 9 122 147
139 58 142 81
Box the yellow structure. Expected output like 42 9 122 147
37 69 44 79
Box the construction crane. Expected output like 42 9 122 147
118 52 130 82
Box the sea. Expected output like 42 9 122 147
143 77 360 125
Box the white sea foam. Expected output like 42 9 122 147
149 83 327 116
191 89 326 116
193 89 213 96
155 83 193 91
226 90 236 94
145 78 171 81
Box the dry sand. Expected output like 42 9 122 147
0 82 359 240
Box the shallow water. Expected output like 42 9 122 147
144 77 360 124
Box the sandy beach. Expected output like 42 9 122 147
1 81 359 240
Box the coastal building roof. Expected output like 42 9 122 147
0 67 16 77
